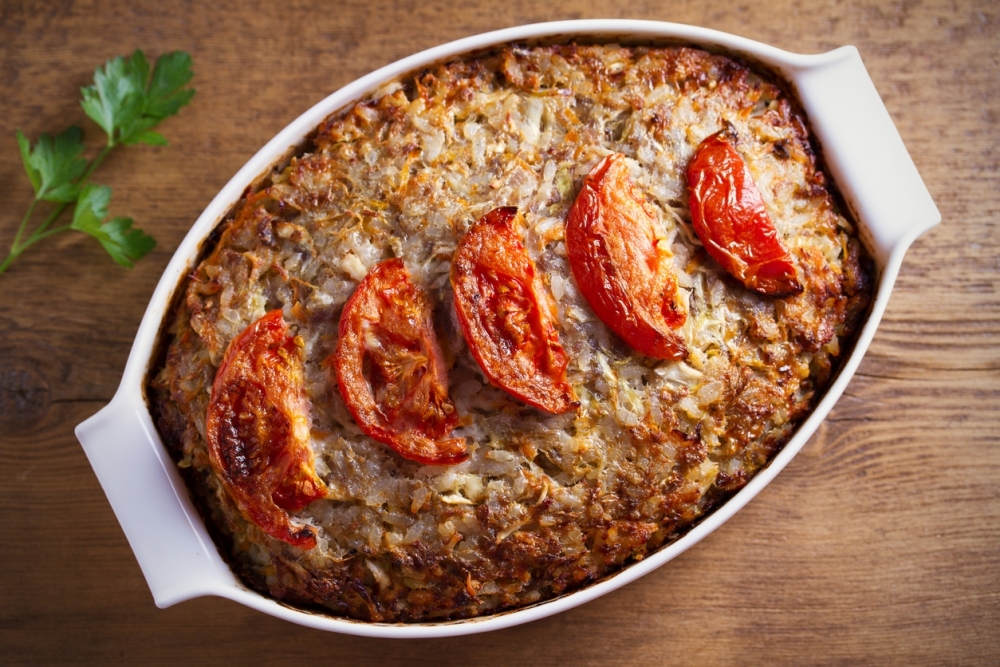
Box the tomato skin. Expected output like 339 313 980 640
206 310 328 550
451 207 578 414
566 154 688 360
687 130 803 297
334 258 467 465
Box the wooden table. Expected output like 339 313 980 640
2 1 997 664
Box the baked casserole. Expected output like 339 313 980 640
150 43 872 622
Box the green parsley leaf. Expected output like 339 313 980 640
16 126 87 202
133 130 169 146
15 130 40 194
70 184 157 267
81 52 145 146
80 50 195 148
145 52 196 120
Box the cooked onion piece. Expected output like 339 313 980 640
206 310 327 549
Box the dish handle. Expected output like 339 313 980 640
789 46 941 265
75 392 235 607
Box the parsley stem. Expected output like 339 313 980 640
30 202 69 240
11 199 38 251
0 247 18 275
27 224 71 243
81 144 113 183
0 224 72 276
0 251 16 276
1 199 40 276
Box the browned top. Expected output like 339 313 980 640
1 0 998 664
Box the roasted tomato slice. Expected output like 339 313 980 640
206 310 328 550
687 130 803 297
333 258 467 465
451 207 578 414
566 153 688 360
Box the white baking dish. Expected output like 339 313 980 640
75 19 939 638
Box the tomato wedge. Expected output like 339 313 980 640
451 207 577 414
687 130 803 297
333 258 467 465
566 153 688 360
206 310 328 550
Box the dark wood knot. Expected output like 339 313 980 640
0 362 50 426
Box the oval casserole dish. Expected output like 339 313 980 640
75 20 939 638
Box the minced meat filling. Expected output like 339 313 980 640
150 44 871 622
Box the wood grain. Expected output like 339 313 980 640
1 0 998 664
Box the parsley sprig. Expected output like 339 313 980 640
2 50 195 276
